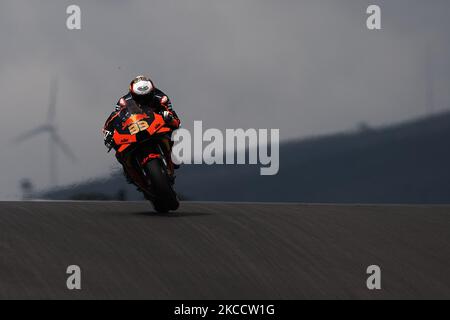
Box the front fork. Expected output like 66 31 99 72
158 138 174 176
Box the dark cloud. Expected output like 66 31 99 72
1 0 450 198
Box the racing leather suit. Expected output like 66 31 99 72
103 88 180 190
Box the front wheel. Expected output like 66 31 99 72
145 159 179 212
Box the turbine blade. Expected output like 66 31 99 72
12 125 51 144
52 133 77 162
47 77 58 123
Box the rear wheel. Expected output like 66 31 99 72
145 159 179 212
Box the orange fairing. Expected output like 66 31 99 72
147 113 166 135
137 113 172 135
122 114 148 130
113 131 137 145
113 112 172 154
118 144 131 153
114 131 136 153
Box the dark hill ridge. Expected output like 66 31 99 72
43 111 450 203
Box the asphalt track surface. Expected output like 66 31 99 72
0 201 449 299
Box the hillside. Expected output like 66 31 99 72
43 112 450 204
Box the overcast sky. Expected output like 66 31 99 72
1 0 450 199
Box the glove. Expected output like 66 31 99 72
162 111 174 123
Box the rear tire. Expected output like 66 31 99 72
145 159 179 212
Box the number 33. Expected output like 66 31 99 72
128 121 149 135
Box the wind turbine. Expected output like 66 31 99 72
13 78 77 187
425 45 435 116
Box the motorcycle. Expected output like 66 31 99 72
106 99 179 213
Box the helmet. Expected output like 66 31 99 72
129 75 155 105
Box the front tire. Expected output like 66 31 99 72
145 159 179 212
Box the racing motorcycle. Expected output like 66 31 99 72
106 99 179 213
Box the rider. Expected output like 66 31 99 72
103 75 180 189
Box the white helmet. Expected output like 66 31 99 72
129 75 154 104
